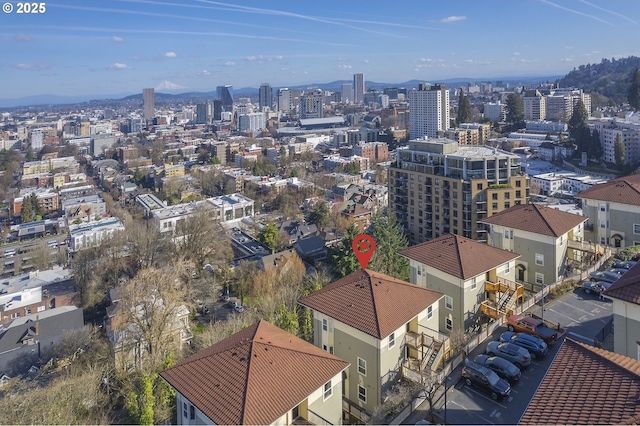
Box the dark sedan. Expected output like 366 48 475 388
474 354 521 383
500 331 548 358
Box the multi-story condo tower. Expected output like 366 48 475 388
408 83 450 139
353 73 365 104
341 83 353 104
299 89 324 119
389 138 529 245
522 90 546 121
592 116 640 165
258 83 273 110
143 88 155 120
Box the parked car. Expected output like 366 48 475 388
474 354 521 383
461 360 511 401
500 331 548 358
485 341 532 368
203 307 210 315
234 305 244 313
614 260 637 270
4 249 15 258
590 268 627 283
581 280 612 294
229 300 237 308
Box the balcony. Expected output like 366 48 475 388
402 329 449 381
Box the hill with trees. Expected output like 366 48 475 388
557 56 640 107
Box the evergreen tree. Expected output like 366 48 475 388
305 202 330 229
456 90 472 125
330 223 360 277
258 222 280 252
368 212 409 280
505 93 524 124
568 100 588 140
629 67 640 111
614 134 626 170
590 128 603 159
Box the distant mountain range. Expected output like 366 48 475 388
0 75 565 109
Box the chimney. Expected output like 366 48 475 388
35 315 39 335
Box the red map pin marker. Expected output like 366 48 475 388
352 234 376 270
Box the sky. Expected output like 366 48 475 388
2 0 640 99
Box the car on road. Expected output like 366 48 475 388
485 341 532 368
474 354 521 383
229 300 237 309
461 360 511 401
4 249 15 258
234 305 244 313
499 331 548 358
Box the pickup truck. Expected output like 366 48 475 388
506 314 566 344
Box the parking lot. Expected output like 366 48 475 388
429 287 613 425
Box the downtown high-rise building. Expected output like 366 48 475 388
353 73 365 104
341 83 353 104
299 89 324 119
408 83 450 139
389 138 529 245
258 83 273 110
216 85 234 111
143 88 155 120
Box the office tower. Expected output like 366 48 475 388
523 90 546 121
216 85 234 110
353 73 365 104
259 83 273 110
299 89 324 119
341 83 354 104
278 88 291 112
389 138 529 245
238 112 266 133
196 103 208 124
30 129 43 151
483 101 506 122
213 100 223 120
383 87 399 100
408 83 450 139
143 88 155 120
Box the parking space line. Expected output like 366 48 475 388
548 307 580 322
556 299 596 316
463 386 508 408
450 401 496 424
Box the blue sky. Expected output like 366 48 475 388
2 0 640 99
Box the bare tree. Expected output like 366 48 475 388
31 239 52 271
116 264 190 372
173 206 233 269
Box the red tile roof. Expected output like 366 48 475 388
398 234 519 280
298 269 443 339
480 203 586 237
520 339 640 425
578 173 640 205
159 320 349 425
604 261 640 305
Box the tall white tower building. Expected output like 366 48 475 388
408 83 450 139
353 73 365 104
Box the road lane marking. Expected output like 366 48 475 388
450 401 495 424
464 386 508 408
548 307 580 322
556 299 596 316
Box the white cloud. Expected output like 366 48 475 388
441 15 466 23
197 69 211 76
561 57 574 62
512 52 521 56
14 63 32 70
112 36 125 42
14 34 34 42
108 62 130 70
164 51 177 58
224 61 236 67
418 58 444 63
337 64 352 69
13 62 53 70
245 55 260 61
363 59 369 64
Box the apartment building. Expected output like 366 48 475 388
591 115 640 165
390 138 529 245
408 83 450 139
523 90 546 121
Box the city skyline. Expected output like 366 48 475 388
2 0 640 100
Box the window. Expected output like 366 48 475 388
445 295 453 310
516 190 521 198
322 318 328 331
358 386 367 402
445 317 453 331
535 273 544 285
427 305 433 319
329 346 334 354
535 253 544 266
492 193 498 200
37 305 45 312
190 405 195 420
323 381 332 400
183 402 188 419
323 344 328 351
492 203 498 210
516 180 521 188
505 262 510 273
388 332 396 349
358 357 367 375
504 202 510 209
504 192 510 200
471 277 477 290
634 224 640 235
11 312 20 319
477 183 483 190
